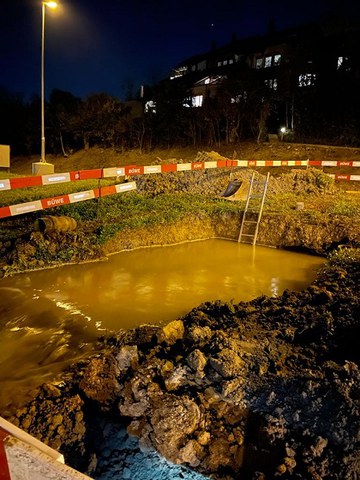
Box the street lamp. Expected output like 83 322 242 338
40 1 58 163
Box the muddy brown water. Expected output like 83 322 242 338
0 239 324 411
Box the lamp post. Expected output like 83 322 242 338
40 1 57 163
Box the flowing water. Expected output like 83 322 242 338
0 240 324 411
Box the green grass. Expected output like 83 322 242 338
0 186 243 242
0 178 117 208
327 247 360 266
55 192 242 244
327 197 360 217
1 164 359 253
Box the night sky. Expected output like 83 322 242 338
1 0 359 101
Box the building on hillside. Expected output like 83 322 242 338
159 18 360 138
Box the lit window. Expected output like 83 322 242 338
196 75 224 86
192 95 203 107
337 56 350 70
217 61 222 67
298 73 316 87
191 65 196 71
265 56 272 68
182 97 191 108
274 54 281 66
264 78 278 90
231 92 247 103
256 57 263 69
223 60 228 65
144 100 156 113
170 66 188 80
229 59 234 64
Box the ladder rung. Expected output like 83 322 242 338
239 172 269 246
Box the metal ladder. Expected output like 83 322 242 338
238 172 270 245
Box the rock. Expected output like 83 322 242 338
179 439 205 467
310 436 328 457
116 345 139 371
164 366 191 391
186 349 207 373
197 431 211 446
202 387 223 406
10 386 86 459
185 325 213 346
120 399 148 418
158 320 185 345
276 463 287 474
42 384 62 397
284 456 297 470
149 394 201 462
209 348 246 379
160 360 174 377
133 325 160 346
205 435 233 471
79 355 121 409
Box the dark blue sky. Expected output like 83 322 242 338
1 0 359 101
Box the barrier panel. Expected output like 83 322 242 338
1 158 359 219
0 182 136 219
0 417 91 480
0 161 234 192
1 158 359 193
328 174 360 182
309 160 360 167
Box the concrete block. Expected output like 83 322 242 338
32 162 55 175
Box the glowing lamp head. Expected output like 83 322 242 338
44 1 58 8
280 127 286 134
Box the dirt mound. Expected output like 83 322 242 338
134 165 336 198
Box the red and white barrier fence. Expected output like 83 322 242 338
0 182 136 219
237 160 308 167
309 160 360 168
328 174 360 182
1 158 359 193
1 157 359 219
0 160 236 192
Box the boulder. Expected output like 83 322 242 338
158 320 185 345
149 394 201 462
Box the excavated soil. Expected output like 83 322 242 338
2 142 360 479
7 254 359 479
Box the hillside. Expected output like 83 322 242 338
8 141 360 177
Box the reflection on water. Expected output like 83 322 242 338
0 240 324 411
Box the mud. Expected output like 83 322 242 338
1 150 360 479
7 249 359 479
